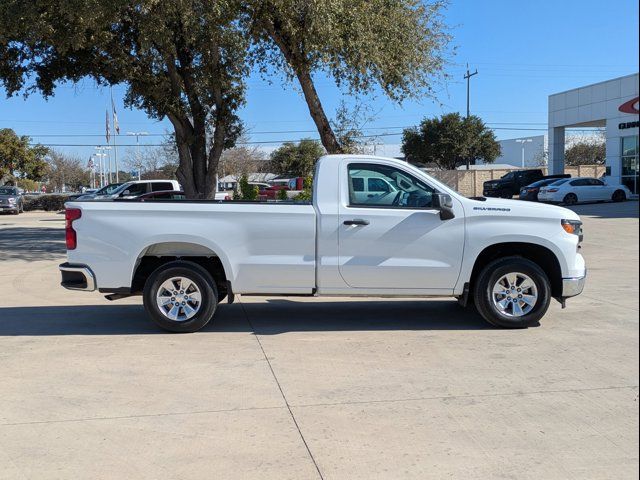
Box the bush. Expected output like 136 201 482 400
294 176 313 202
276 188 288 201
238 176 259 201
23 194 69 211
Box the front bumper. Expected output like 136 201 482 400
59 262 96 291
561 271 586 298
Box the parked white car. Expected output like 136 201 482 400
538 177 631 205
76 180 181 200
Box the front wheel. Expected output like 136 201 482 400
473 257 551 328
143 261 218 333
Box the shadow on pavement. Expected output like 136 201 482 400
0 299 489 336
567 200 639 219
0 227 65 261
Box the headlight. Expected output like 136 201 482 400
561 219 583 239
7 197 16 204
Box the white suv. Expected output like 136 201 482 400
85 180 181 200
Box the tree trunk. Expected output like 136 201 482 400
295 68 342 154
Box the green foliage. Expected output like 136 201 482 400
238 175 258 201
269 140 324 177
276 188 288 201
23 194 68 211
16 178 40 192
249 0 449 102
565 138 606 166
0 128 49 180
402 113 501 170
0 0 248 198
294 176 314 202
248 0 450 152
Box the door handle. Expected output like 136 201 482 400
343 219 370 226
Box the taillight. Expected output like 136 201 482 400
547 188 559 193
65 208 82 250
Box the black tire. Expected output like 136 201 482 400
473 256 551 329
500 190 513 199
563 193 578 206
143 260 218 333
612 190 626 203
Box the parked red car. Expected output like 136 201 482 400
258 177 304 200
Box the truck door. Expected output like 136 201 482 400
337 160 465 292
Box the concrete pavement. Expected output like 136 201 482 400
0 204 638 479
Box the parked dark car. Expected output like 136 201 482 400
519 178 566 202
0 186 24 214
483 170 545 198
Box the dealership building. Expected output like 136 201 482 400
548 73 639 194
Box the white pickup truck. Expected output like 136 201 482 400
60 155 586 332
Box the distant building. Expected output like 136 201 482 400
477 135 546 169
549 73 638 194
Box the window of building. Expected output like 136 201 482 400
621 135 638 195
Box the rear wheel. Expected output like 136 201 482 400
473 257 551 328
143 261 218 333
612 190 626 203
563 193 578 206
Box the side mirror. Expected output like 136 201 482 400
432 193 455 221
121 190 131 197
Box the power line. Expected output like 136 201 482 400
26 127 605 148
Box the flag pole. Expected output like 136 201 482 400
111 87 119 182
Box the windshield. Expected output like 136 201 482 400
501 172 515 180
0 187 17 195
95 183 124 195
550 179 570 186
529 179 555 188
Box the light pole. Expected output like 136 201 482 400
515 138 533 168
95 146 112 183
94 152 107 187
127 132 148 180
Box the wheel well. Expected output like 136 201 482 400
132 256 228 296
470 243 563 298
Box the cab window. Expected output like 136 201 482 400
348 163 435 208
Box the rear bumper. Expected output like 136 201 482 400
561 271 586 298
59 262 96 292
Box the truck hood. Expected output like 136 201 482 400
466 196 580 221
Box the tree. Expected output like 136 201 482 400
269 140 325 177
402 113 501 170
0 128 48 182
247 0 450 153
45 150 91 192
218 138 267 180
565 136 606 166
0 0 248 198
124 145 179 180
330 101 378 155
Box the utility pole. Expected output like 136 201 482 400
464 64 478 170
464 64 478 119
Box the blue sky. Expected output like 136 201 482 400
0 0 638 163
